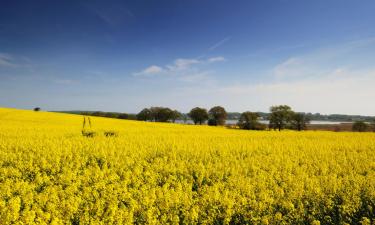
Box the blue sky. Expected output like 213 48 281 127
1 0 375 115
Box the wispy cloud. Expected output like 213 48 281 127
0 53 35 70
163 66 375 114
271 37 375 81
133 65 164 76
208 37 231 51
273 57 305 78
158 37 375 114
0 53 18 68
207 56 226 63
133 56 226 77
167 58 200 71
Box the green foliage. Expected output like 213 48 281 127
150 107 171 122
269 105 294 131
170 110 182 123
207 118 217 126
118 113 130 119
352 121 369 132
291 112 311 131
136 108 153 121
237 111 265 130
137 107 181 122
80 111 137 120
188 107 209 125
371 120 375 132
208 106 227 126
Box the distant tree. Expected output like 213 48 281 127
118 113 129 119
150 107 179 122
170 110 182 123
188 107 209 125
157 108 171 122
92 111 104 117
149 107 168 122
237 111 261 130
208 106 227 126
127 114 138 120
207 118 217 126
148 107 159 121
352 121 368 132
137 108 153 121
371 119 375 132
137 107 180 122
104 112 117 118
269 105 294 131
33 107 41 111
291 113 311 131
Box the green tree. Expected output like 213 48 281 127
208 106 227 126
237 111 261 130
207 118 217 126
371 119 375 132
150 107 169 122
150 107 179 122
188 107 209 125
291 113 311 131
137 107 180 122
352 121 368 132
170 110 182 123
269 105 293 131
137 108 152 121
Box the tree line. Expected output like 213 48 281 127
75 106 375 132
79 111 137 120
136 105 314 131
352 121 375 132
136 107 181 122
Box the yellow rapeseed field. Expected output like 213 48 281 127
0 107 374 225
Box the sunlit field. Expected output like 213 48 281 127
0 107 374 224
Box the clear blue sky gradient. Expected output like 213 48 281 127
1 0 375 115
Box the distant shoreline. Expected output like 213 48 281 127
175 119 350 125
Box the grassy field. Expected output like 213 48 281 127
0 107 374 225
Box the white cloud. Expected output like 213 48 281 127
207 56 226 63
133 65 164 76
165 38 375 114
134 56 225 78
167 58 200 71
214 68 375 115
143 65 163 74
272 37 375 79
163 67 374 115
